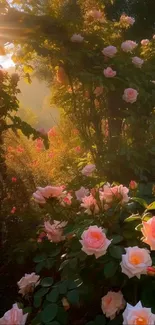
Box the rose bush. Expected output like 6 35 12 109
3 171 155 324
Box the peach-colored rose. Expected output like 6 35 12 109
104 67 116 78
75 187 89 201
81 164 96 176
123 88 138 103
120 14 135 26
132 56 144 68
100 184 129 205
44 220 67 243
48 127 57 137
129 180 138 190
120 246 152 279
17 273 40 296
0 303 28 325
141 216 155 250
141 39 150 46
102 46 117 58
80 225 111 258
101 291 126 319
70 34 84 43
123 301 155 325
121 40 137 52
94 86 103 97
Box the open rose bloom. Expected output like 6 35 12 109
33 185 64 204
44 220 67 243
121 40 137 52
142 216 155 250
123 88 138 103
17 273 40 296
123 302 155 325
80 225 111 258
101 291 126 319
81 164 96 176
120 246 152 278
70 34 84 42
104 67 116 78
0 303 28 325
81 194 99 215
102 46 117 58
100 184 129 207
120 14 135 26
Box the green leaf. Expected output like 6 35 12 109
33 254 47 263
86 322 95 325
41 277 53 287
67 289 79 305
135 224 143 231
47 288 59 302
69 257 78 269
112 235 123 244
33 296 42 308
50 247 61 257
147 201 155 211
58 281 68 294
34 287 49 298
95 315 106 325
56 307 68 324
109 245 124 259
46 258 54 270
41 304 58 323
23 307 32 314
68 280 77 290
104 261 118 278
142 213 152 221
35 261 45 273
124 214 141 223
131 197 148 208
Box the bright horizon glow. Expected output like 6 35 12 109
0 54 15 69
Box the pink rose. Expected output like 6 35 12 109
80 225 111 258
61 192 72 206
17 273 40 296
123 88 138 103
75 187 89 201
70 34 84 43
120 246 152 279
120 14 135 26
87 9 103 21
101 291 126 319
121 40 137 52
37 127 46 135
129 180 138 190
33 190 46 204
147 266 155 276
141 39 150 46
142 216 155 250
0 303 28 325
81 164 96 176
104 67 116 78
123 301 155 325
81 194 99 215
94 86 103 97
100 184 129 205
132 56 144 68
44 220 67 243
102 46 117 58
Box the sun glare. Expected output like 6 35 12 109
0 54 15 69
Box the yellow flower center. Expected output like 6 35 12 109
130 255 141 265
136 317 147 325
91 231 102 240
